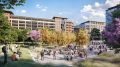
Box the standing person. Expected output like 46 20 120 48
53 50 56 60
83 49 87 59
2 44 8 65
40 50 44 60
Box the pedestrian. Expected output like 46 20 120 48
40 50 44 60
83 49 87 58
53 50 56 60
2 44 8 65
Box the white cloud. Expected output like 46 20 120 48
95 2 101 7
81 5 93 12
41 8 47 11
36 4 48 12
36 4 40 7
105 0 120 7
21 10 27 13
36 4 42 8
80 0 120 22
81 4 105 18
81 15 88 20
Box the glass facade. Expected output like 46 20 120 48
106 5 120 23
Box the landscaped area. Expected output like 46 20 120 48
75 51 120 67
1 0 120 67
1 46 120 67
0 46 70 67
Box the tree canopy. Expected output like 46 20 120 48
102 10 120 48
76 29 89 48
0 14 17 43
90 28 101 40
0 0 25 10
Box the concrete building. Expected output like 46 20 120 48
3 10 74 32
106 5 120 23
75 21 105 34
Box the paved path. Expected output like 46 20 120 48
29 50 96 67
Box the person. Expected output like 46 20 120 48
11 52 19 61
53 50 56 60
40 50 44 60
83 49 87 58
2 44 8 64
48 50 51 56
17 49 22 57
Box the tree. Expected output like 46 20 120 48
90 28 101 40
17 29 28 42
0 0 25 10
76 29 89 48
27 30 40 46
56 31 63 46
40 28 51 45
0 14 18 43
49 30 57 45
102 10 120 48
28 30 40 41
40 28 76 46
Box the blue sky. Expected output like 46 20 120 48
11 0 120 25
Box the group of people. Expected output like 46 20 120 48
35 45 88 61
1 43 108 65
1 44 21 65
35 44 108 61
88 44 108 55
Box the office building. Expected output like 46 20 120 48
3 10 74 32
106 5 120 23
75 21 105 34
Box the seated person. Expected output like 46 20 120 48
11 52 19 61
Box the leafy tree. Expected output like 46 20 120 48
56 31 63 46
102 10 120 48
90 28 101 40
0 0 25 10
17 29 28 42
0 14 17 43
40 28 51 45
76 29 89 48
40 28 76 46
26 30 40 46
49 30 57 45
56 32 76 46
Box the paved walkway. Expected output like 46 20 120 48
29 50 96 67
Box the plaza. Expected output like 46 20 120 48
0 0 120 67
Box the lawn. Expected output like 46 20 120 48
75 51 120 67
0 46 69 67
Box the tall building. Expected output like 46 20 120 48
106 5 120 23
75 21 105 34
3 10 74 32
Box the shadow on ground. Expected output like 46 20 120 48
0 58 71 67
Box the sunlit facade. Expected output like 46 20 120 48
79 21 105 34
3 10 74 32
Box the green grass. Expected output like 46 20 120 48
0 47 70 67
19 48 33 62
75 52 120 67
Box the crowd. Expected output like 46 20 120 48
35 44 108 61
88 44 108 55
1 43 108 65
36 45 88 61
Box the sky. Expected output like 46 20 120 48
11 0 120 25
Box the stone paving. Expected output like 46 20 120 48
29 50 96 67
